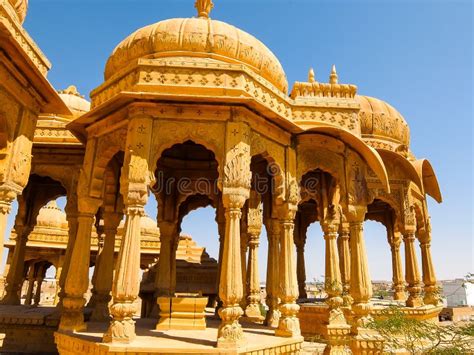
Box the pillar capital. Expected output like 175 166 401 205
222 187 249 210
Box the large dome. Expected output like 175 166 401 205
104 15 288 93
357 95 410 147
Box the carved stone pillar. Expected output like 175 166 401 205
88 219 105 309
53 258 63 306
59 198 100 331
239 211 248 310
103 203 144 343
294 215 307 300
276 203 300 338
337 222 351 302
90 212 122 321
420 236 438 305
1 224 33 305
0 186 16 251
33 264 46 306
155 221 179 298
59 197 99 332
217 191 248 348
264 218 280 327
389 231 405 301
348 208 373 328
214 200 225 316
24 265 35 306
404 230 423 308
322 222 344 310
244 193 263 321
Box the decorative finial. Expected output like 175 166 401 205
195 0 214 18
329 64 338 84
308 68 316 83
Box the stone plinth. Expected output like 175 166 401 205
55 318 303 354
156 296 208 330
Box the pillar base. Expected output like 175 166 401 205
58 311 87 332
244 303 264 323
217 305 246 348
393 290 406 301
103 317 136 344
264 308 280 328
423 287 440 306
276 303 301 337
0 290 21 305
406 296 424 308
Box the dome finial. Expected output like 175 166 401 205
329 64 338 84
308 68 316 83
195 0 214 18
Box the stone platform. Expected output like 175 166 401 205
55 317 303 354
0 305 59 354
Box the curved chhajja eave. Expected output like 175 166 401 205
302 126 390 194
376 149 424 194
412 159 443 203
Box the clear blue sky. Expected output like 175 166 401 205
2 0 472 282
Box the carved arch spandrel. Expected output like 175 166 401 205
149 120 225 177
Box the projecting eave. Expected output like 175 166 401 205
377 149 424 193
301 125 390 193
412 159 442 203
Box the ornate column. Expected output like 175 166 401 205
56 196 79 309
103 113 153 343
244 192 263 321
214 199 225 315
419 225 438 305
322 221 344 310
239 209 248 310
53 257 64 306
337 222 351 302
264 217 280 327
348 207 373 328
389 229 405 301
90 212 122 321
24 265 35 306
217 121 251 348
294 215 307 300
59 197 100 331
275 202 301 337
88 217 105 309
404 227 423 307
33 263 46 306
155 221 179 298
1 223 33 305
0 186 17 251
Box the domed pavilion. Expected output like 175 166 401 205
0 1 442 354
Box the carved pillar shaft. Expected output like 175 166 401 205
390 241 405 301
34 275 44 306
104 205 144 343
1 225 31 305
420 241 438 305
53 260 63 306
276 217 300 337
155 221 179 297
245 235 262 320
264 218 280 327
404 232 423 307
217 192 246 348
59 212 96 331
0 187 16 252
90 212 122 321
349 220 373 327
294 217 307 300
323 223 343 307
24 266 35 306
337 224 351 297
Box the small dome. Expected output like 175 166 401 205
117 214 160 236
36 200 68 229
104 16 288 93
58 86 91 117
357 95 410 147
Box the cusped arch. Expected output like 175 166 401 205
367 193 403 232
251 151 285 205
412 159 442 203
302 126 390 193
90 145 124 198
152 137 222 178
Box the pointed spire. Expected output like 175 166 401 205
308 68 316 83
195 0 214 18
329 64 338 84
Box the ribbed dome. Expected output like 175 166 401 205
117 214 160 236
357 95 410 146
58 86 91 117
36 200 68 229
104 17 288 93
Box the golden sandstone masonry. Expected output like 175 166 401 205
0 0 443 354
